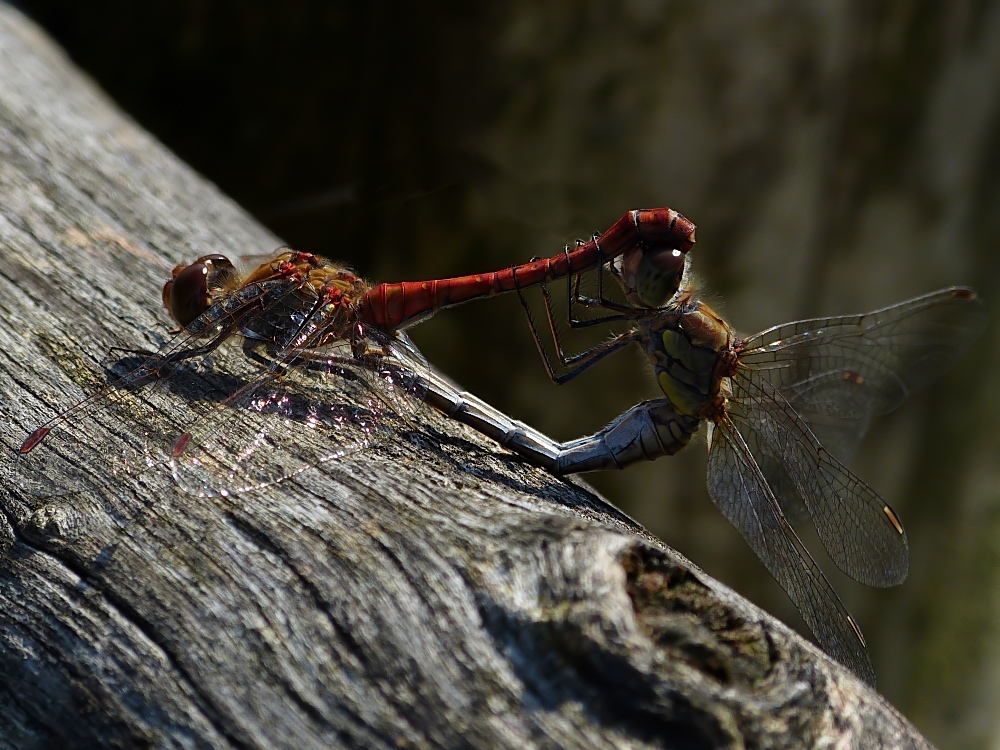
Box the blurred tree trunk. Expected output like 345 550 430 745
0 7 937 749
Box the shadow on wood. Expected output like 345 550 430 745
0 7 931 749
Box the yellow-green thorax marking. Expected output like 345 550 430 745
640 298 736 420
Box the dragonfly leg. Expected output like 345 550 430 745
569 234 645 319
556 236 648 327
520 296 640 384
523 235 654 333
513 264 643 383
158 324 240 366
240 338 290 371
545 265 638 330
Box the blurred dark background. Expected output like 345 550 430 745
14 2 1000 747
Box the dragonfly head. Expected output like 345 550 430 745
620 245 691 308
163 254 238 329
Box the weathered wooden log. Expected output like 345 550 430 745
0 6 932 749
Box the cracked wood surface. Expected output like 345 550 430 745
0 6 932 749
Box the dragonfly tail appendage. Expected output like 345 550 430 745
554 400 700 472
418 368 698 475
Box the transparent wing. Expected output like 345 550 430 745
739 287 987 463
10 348 233 498
13 274 311 493
707 417 875 685
389 330 434 371
13 272 424 499
727 371 908 587
170 336 423 497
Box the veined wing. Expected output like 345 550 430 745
170 333 423 498
727 370 907 587
18 274 309 450
738 287 987 464
10 351 221 498
12 276 310 497
706 416 875 685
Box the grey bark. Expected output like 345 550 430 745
0 6 932 750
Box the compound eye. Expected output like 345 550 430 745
162 255 236 328
635 247 686 307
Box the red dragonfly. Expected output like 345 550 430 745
427 251 988 685
17 208 695 498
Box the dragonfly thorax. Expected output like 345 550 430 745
642 299 735 420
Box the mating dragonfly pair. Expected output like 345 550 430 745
19 207 986 686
